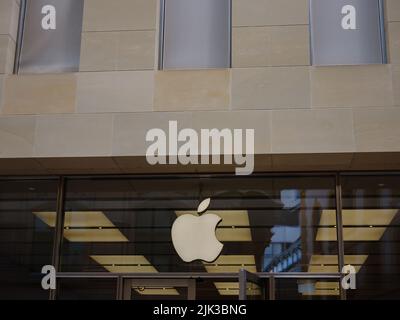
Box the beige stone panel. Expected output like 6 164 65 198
113 112 193 156
80 31 155 72
112 112 194 156
233 26 309 68
117 31 156 70
0 0 11 31
387 0 400 22
192 111 271 154
9 0 19 41
232 0 309 27
34 114 113 157
5 36 15 73
80 32 118 71
354 107 400 152
268 25 310 66
393 64 400 106
0 116 35 157
0 35 11 74
83 0 157 31
114 111 273 171
231 67 310 109
113 156 212 174
0 0 19 41
0 0 13 36
0 74 3 109
113 155 271 172
232 27 269 67
76 71 154 113
270 109 355 153
154 70 230 111
388 22 400 64
2 74 76 114
311 65 394 108
113 155 271 174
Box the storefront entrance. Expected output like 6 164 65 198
123 278 196 300
1 173 399 300
121 271 267 300
55 271 343 300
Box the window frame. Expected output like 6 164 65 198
158 0 233 70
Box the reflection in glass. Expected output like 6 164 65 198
0 179 58 299
245 281 264 301
59 176 337 278
58 278 117 300
342 175 400 299
197 278 257 300
276 279 340 300
129 284 187 301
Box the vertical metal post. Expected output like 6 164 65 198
238 269 247 301
158 0 166 70
378 0 387 64
187 279 196 301
116 276 124 300
123 279 132 300
335 173 346 300
269 275 275 300
308 0 314 66
49 176 66 300
13 0 27 74
228 0 232 68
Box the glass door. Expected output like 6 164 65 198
123 278 196 300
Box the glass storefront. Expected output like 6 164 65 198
0 173 398 300
0 179 58 300
341 175 400 300
60 176 336 274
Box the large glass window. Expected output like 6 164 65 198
5 174 399 300
160 0 231 69
0 179 58 299
57 176 337 280
341 175 400 299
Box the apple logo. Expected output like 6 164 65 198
171 198 224 263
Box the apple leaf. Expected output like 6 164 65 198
197 198 211 214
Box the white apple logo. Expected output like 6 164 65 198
171 198 224 263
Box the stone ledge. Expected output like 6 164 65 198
0 153 399 175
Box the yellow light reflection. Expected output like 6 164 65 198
90 255 158 273
34 211 128 242
203 255 257 273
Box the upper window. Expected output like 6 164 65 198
310 0 386 66
160 0 231 70
17 0 84 74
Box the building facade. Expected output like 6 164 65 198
0 0 399 300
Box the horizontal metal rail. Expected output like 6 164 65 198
56 272 341 280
